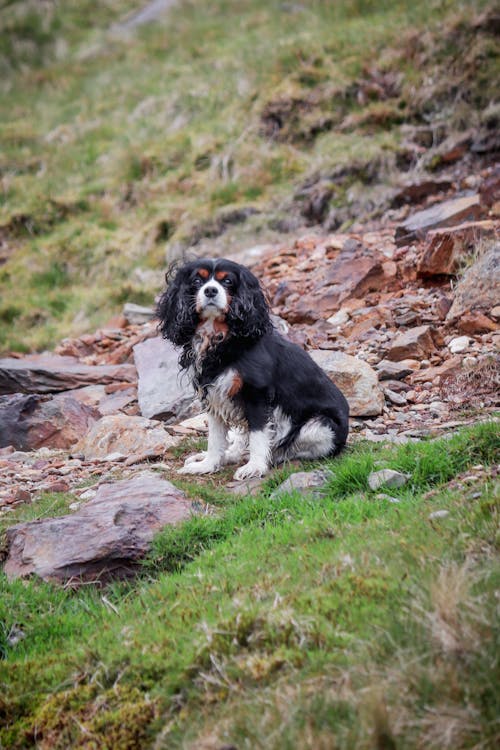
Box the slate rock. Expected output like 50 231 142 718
122 302 155 325
0 354 136 395
75 414 181 459
447 242 500 321
288 243 388 324
309 350 384 416
386 325 436 361
368 469 409 491
3 471 198 584
375 359 415 380
0 392 99 450
395 194 482 246
417 220 496 277
133 336 195 421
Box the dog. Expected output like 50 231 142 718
157 258 349 480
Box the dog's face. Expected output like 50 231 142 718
157 258 271 349
191 265 236 319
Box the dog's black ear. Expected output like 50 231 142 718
156 264 197 345
228 266 272 339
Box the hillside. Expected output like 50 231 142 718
0 2 499 749
0 0 498 352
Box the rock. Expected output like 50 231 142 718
327 309 350 327
68 384 137 416
133 336 195 421
391 178 452 207
368 469 409 491
227 476 265 497
384 388 407 405
375 359 414 380
448 336 470 354
288 243 389 324
122 302 156 325
410 356 462 384
0 393 99 451
3 471 198 584
386 325 436 361
428 510 450 520
75 414 181 459
417 220 496 277
309 350 384 416
395 194 482 246
489 305 500 320
0 354 136 395
447 243 500 321
271 469 332 498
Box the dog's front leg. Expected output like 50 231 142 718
178 414 227 474
234 427 271 480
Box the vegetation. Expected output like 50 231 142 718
0 0 497 351
1 421 498 748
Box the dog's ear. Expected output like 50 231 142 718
156 264 197 345
228 266 271 339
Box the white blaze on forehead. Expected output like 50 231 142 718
197 279 228 317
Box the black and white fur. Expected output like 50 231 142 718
157 258 349 480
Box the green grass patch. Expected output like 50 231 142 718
1 422 498 748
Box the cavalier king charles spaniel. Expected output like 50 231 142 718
157 258 349 480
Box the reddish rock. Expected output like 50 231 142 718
0 393 99 451
289 244 390 323
391 178 452 207
479 166 500 208
458 311 498 335
395 194 482 246
3 471 200 584
447 242 500 321
417 220 496 277
386 325 436 361
0 354 137 395
410 356 462 384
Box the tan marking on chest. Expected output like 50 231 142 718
228 371 243 398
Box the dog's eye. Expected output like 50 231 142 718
222 277 233 287
192 277 203 288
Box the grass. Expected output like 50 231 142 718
0 0 497 351
0 421 499 748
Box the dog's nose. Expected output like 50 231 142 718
204 286 218 298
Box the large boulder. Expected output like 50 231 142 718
133 336 196 421
75 414 181 459
447 242 500 322
0 354 136 395
309 350 384 416
0 392 99 450
3 471 198 584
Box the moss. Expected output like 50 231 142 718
28 684 157 750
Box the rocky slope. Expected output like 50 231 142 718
0 157 498 583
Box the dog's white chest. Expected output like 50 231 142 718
205 369 245 426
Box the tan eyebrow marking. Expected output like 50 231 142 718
215 270 228 281
197 268 210 279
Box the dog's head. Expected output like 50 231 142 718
156 258 271 347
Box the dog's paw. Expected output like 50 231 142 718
183 452 207 465
178 456 221 475
233 461 268 481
